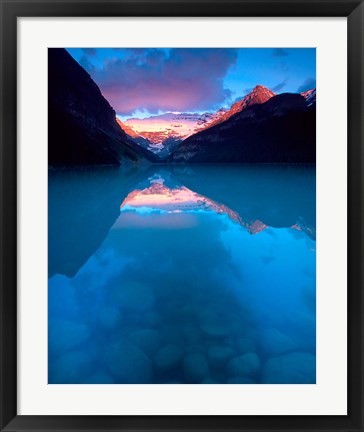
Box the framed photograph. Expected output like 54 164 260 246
1 0 363 431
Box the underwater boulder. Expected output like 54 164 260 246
185 344 206 355
98 307 123 330
49 350 94 384
154 344 184 372
112 281 155 313
104 338 152 383
227 353 261 378
227 376 256 384
235 337 256 355
48 319 90 355
183 353 210 383
207 344 235 368
259 328 297 357
261 352 316 384
83 371 114 384
202 377 219 384
199 310 228 338
128 329 161 356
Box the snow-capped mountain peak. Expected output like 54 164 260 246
116 85 280 156
300 88 316 107
203 84 276 130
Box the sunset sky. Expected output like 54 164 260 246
67 48 316 120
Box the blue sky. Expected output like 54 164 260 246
67 48 316 119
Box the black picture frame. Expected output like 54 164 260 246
0 0 363 431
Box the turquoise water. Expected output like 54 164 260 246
48 165 316 384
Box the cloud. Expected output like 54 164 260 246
273 48 289 57
297 77 316 92
90 48 238 115
82 48 97 57
272 78 289 92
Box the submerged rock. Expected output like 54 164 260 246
113 281 155 313
235 338 256 355
128 329 161 356
154 344 183 371
181 323 202 345
202 377 219 384
227 353 260 378
199 309 228 338
98 307 122 330
124 313 142 326
104 338 152 383
50 350 94 384
228 376 256 384
83 371 114 384
185 344 205 355
261 352 316 384
48 319 90 355
169 92 316 164
183 353 210 383
142 311 161 327
259 328 297 357
207 344 235 368
201 322 228 338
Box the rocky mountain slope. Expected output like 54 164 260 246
116 118 152 151
121 111 227 157
120 85 276 158
301 88 316 107
169 91 316 164
48 48 157 167
203 85 276 130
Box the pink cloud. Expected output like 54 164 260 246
91 49 238 115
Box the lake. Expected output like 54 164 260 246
48 164 316 384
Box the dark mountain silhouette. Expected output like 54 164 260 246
48 165 156 278
48 48 157 167
170 164 316 239
169 91 316 164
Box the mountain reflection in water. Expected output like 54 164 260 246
48 165 316 384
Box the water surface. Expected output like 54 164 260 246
48 165 316 384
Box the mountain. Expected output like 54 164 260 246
169 90 316 164
48 48 157 167
121 85 276 158
121 110 228 157
203 85 276 130
116 118 152 151
301 88 316 107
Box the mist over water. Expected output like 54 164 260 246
48 165 316 384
